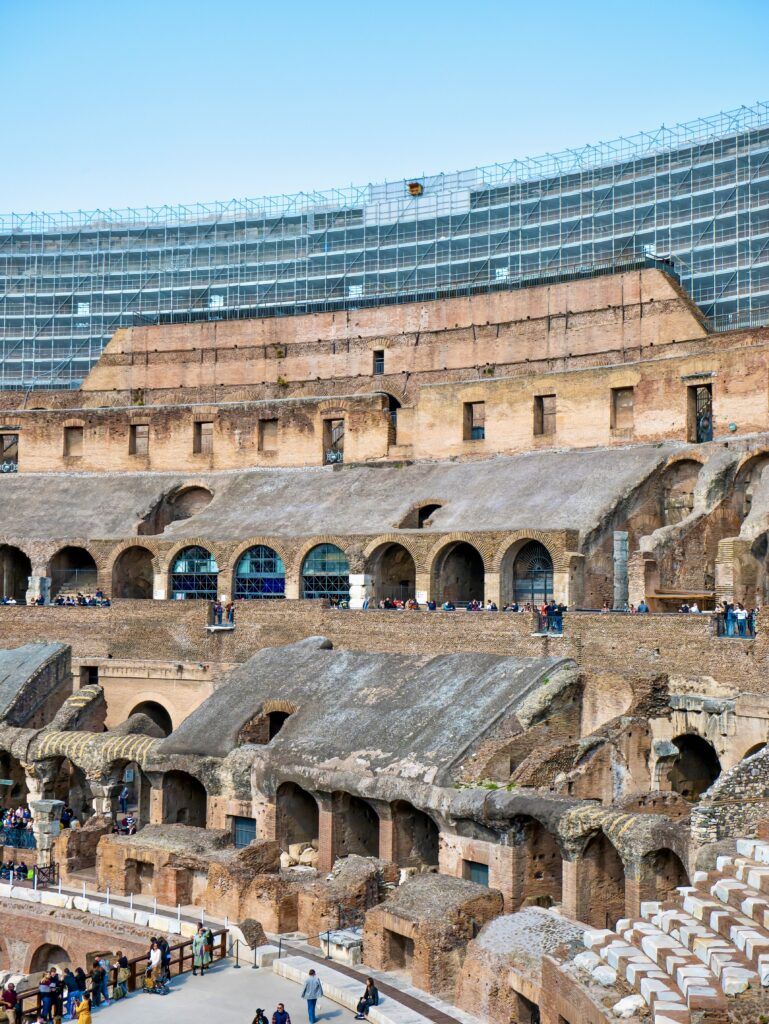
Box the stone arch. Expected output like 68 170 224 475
660 458 704 526
112 545 155 599
638 847 689 904
105 756 153 828
0 545 32 603
238 701 299 745
159 538 226 574
509 815 563 910
743 742 767 760
168 544 220 601
48 545 98 598
391 801 439 867
29 943 72 973
137 483 215 536
128 700 173 736
366 541 417 603
429 537 486 605
732 450 769 520
161 770 207 826
498 537 556 607
668 734 722 801
575 831 626 929
293 536 357 578
231 541 288 600
395 500 447 530
52 756 94 821
300 542 351 601
276 782 319 852
332 791 380 860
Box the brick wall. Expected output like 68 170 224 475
0 602 766 695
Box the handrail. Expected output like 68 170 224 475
14 928 227 1022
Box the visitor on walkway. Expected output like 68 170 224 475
113 953 129 1000
300 969 323 1024
271 1004 291 1024
74 993 91 1024
637 599 649 613
354 978 379 1019
737 603 748 636
252 1010 268 1024
192 925 211 975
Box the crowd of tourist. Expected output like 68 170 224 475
52 591 111 608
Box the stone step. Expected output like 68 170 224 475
583 928 690 1022
637 900 759 992
618 918 732 1006
736 838 769 864
715 854 769 896
698 871 769 930
679 885 769 983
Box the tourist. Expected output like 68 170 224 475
74 993 90 1024
725 601 736 636
226 601 235 625
300 968 323 1024
192 925 208 976
118 786 129 814
271 1004 291 1024
442 600 455 611
252 1011 268 1024
354 977 379 1019
736 603 748 637
637 599 649 613
1 984 18 1024
148 940 162 982
61 969 78 1019
158 935 171 980
426 599 436 611
37 976 52 1023
88 964 102 1008
49 970 63 1020
113 952 129 1000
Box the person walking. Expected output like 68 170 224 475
271 1004 291 1024
300 968 323 1023
118 786 129 815
252 1010 269 1024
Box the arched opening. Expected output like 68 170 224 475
268 711 290 739
0 751 28 807
161 770 207 827
53 758 94 822
30 943 71 972
369 543 416 603
577 833 626 929
661 459 702 525
669 734 721 801
511 541 554 606
301 544 349 601
234 545 286 599
639 848 689 904
169 545 219 600
391 801 439 867
332 792 379 860
111 760 152 829
383 394 401 446
49 546 98 599
733 454 769 520
743 742 767 760
128 701 173 737
0 545 31 603
397 502 444 529
138 485 214 535
432 541 484 605
112 546 154 599
276 782 319 852
510 816 563 910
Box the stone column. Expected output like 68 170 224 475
26 576 51 605
484 571 501 609
613 531 629 610
29 799 64 869
152 572 168 600
370 801 395 863
348 573 372 610
90 781 122 821
284 576 301 600
414 572 430 606
561 857 579 920
316 793 335 873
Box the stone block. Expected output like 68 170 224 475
256 944 280 968
611 993 645 1018
572 951 600 972
591 964 617 986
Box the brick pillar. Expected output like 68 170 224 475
316 794 335 873
146 772 165 824
625 874 641 920
484 571 501 608
257 798 277 842
561 857 579 920
414 572 430 605
152 572 168 600
374 802 395 863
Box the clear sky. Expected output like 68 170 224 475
2 0 768 213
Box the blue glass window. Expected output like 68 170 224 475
234 545 285 599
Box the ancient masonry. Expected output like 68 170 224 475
4 263 769 1022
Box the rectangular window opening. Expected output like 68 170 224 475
63 425 84 457
463 401 485 441
129 423 149 456
193 420 214 454
258 418 278 452
323 418 345 463
687 383 713 443
373 350 385 375
611 387 635 432
462 860 489 886
534 394 556 436
0 433 18 469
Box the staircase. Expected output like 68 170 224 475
574 838 769 1023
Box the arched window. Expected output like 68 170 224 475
513 541 553 605
234 545 285 599
301 544 349 601
170 545 219 600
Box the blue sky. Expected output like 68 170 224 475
2 0 768 212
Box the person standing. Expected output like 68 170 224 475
74 993 91 1024
300 968 323 1024
118 786 129 815
271 1004 291 1024
192 926 207 976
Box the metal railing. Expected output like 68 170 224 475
14 928 227 1022
0 826 36 850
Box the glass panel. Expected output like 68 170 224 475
170 545 219 600
234 545 286 599
301 544 349 600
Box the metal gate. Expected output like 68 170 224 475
694 385 713 443
512 541 554 605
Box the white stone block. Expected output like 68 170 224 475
611 994 645 1018
40 891 69 908
736 839 757 858
591 964 617 986
572 951 600 972
716 856 734 871
256 944 280 968
583 928 614 949
721 966 756 994
640 901 661 918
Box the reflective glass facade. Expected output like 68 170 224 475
1 102 768 389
